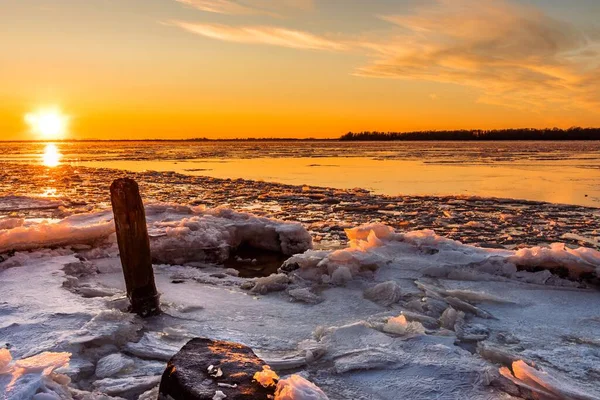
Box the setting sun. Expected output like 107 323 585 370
25 108 69 139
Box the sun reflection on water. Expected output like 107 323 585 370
41 188 58 197
42 143 62 167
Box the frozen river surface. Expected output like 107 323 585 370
1 140 599 207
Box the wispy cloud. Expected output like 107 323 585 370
171 21 347 51
170 0 600 111
174 0 314 16
354 0 600 110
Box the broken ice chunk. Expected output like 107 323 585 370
500 360 599 400
275 375 329 400
288 288 323 304
383 315 425 336
0 348 12 373
95 353 135 378
363 281 402 306
253 365 279 388
250 273 290 294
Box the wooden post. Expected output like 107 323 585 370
110 178 160 317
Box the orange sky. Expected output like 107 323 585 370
1 0 600 140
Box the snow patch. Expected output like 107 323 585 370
0 204 312 266
283 223 600 285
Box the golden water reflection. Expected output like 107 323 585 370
42 143 62 167
41 188 59 197
80 156 600 207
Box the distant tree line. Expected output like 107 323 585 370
339 127 600 141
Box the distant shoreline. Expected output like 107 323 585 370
2 127 600 142
340 128 600 141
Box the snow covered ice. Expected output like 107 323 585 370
0 203 312 267
1 202 600 399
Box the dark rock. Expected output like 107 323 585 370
496 332 520 345
278 261 300 273
456 322 490 342
63 261 97 277
159 338 275 400
240 281 256 290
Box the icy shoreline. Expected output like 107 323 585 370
1 200 599 399
1 163 599 251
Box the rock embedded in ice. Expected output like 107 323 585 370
363 281 402 306
330 266 353 286
159 338 275 400
95 353 135 378
496 332 520 345
62 260 97 277
439 307 462 330
250 273 290 295
279 250 330 276
288 288 323 304
240 281 256 290
421 297 448 318
455 323 490 342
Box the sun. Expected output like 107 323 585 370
25 107 69 139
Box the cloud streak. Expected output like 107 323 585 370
171 0 600 111
171 21 347 51
174 0 314 16
354 0 600 110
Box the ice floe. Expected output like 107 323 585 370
0 204 312 269
282 223 599 285
1 209 600 399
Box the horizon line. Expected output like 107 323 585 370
3 126 600 142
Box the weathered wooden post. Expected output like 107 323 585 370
110 178 160 317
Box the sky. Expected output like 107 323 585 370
1 0 600 140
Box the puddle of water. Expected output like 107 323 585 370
223 244 288 278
